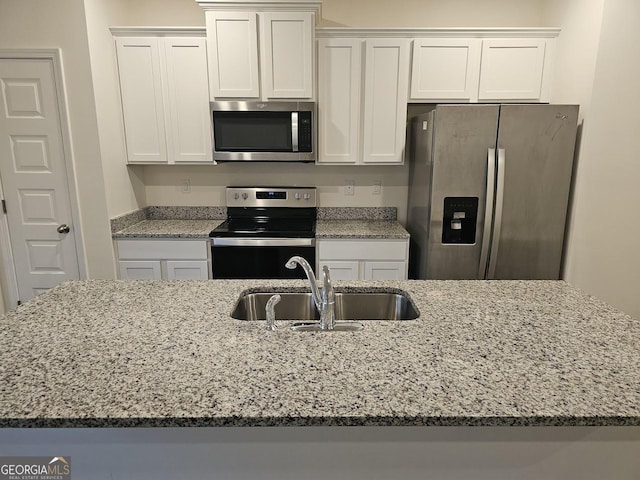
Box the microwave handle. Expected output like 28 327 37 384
291 112 298 152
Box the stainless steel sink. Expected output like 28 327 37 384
231 290 419 321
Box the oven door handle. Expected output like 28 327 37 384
211 238 316 247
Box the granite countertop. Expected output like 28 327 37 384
315 220 409 239
113 219 224 238
1 279 639 428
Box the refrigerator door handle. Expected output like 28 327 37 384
478 148 496 279
487 148 506 279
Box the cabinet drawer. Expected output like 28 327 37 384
117 239 208 260
318 239 407 261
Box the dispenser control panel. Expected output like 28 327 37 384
442 197 479 244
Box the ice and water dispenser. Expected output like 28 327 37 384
442 197 479 244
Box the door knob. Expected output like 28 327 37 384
57 224 70 234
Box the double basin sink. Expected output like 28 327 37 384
231 289 420 322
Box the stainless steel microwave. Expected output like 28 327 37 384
210 101 315 162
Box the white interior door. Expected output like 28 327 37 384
0 57 80 304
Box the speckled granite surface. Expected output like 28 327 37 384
146 206 226 221
317 207 397 220
316 220 409 239
110 208 147 234
112 216 407 239
1 279 638 428
113 219 224 238
110 207 226 234
111 207 402 238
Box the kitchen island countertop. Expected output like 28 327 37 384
0 279 638 428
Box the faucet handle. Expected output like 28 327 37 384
321 265 331 291
265 294 282 331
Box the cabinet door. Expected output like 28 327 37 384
119 261 162 280
317 38 362 164
166 261 210 280
478 38 549 101
115 37 168 163
205 11 260 99
163 37 213 163
362 39 410 164
363 261 406 280
260 12 314 98
318 261 360 280
410 38 481 101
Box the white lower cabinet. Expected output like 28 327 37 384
119 261 163 280
363 261 406 280
116 239 210 280
318 261 360 280
165 261 210 280
317 239 409 280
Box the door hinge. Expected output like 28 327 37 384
17 300 22 306
1 199 6 214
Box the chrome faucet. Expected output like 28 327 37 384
285 256 336 330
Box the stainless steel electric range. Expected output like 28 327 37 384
209 186 317 279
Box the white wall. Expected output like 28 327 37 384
0 0 116 280
144 163 411 222
320 0 544 27
118 0 547 28
541 0 605 122
560 0 640 320
125 0 205 25
84 0 147 218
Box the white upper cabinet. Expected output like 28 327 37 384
115 37 168 163
478 38 552 102
260 12 314 98
410 38 481 101
362 39 410 164
115 32 212 164
205 10 315 100
163 37 214 162
317 38 362 164
407 32 556 103
205 12 260 98
317 36 410 165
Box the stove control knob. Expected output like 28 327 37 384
303 193 310 200
233 193 240 200
294 193 301 200
242 193 248 200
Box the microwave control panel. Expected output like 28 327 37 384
298 111 313 152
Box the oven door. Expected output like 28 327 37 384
211 238 315 279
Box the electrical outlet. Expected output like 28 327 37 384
372 180 382 195
182 179 191 193
344 180 355 196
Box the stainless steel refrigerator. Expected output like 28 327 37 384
406 104 579 280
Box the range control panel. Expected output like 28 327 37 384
226 187 317 208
